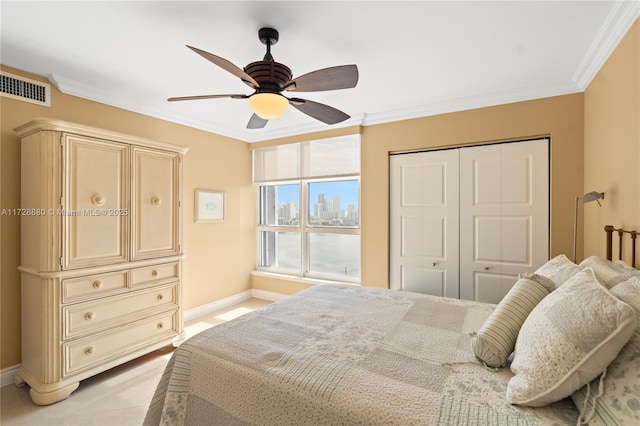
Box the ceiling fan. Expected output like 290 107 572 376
168 27 359 129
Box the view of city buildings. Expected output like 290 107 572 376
278 193 359 227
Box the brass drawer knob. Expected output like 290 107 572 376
151 197 162 206
84 312 96 321
157 322 164 329
157 294 164 302
91 194 106 206
84 346 95 356
92 280 103 289
151 270 159 278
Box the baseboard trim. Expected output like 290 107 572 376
1 365 19 388
251 289 288 302
183 290 253 323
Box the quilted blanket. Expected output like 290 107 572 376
144 285 577 425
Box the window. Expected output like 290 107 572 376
254 135 360 283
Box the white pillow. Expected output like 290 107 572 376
534 254 582 288
471 273 555 368
571 275 640 425
579 256 640 287
506 268 637 407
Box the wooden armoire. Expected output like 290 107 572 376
14 119 187 405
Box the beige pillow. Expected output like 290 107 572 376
534 254 582 288
571 276 640 425
471 273 555 367
579 255 640 287
506 268 637 407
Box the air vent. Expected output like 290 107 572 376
0 71 50 107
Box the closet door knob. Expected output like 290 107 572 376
91 194 106 206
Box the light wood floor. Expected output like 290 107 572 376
0 298 272 425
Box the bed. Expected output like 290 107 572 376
144 226 640 425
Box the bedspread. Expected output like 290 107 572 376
144 285 578 425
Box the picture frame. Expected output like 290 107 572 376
195 189 225 222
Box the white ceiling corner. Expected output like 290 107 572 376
1 1 637 143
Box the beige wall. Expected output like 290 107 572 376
5 16 637 369
0 66 255 369
584 19 640 262
253 93 585 293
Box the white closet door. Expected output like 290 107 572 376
390 149 460 298
459 139 549 303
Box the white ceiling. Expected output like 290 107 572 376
1 1 638 142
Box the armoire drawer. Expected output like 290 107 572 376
131 262 179 288
63 311 178 377
62 271 129 303
63 284 178 339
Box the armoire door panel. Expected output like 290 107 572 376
64 136 128 269
132 148 180 259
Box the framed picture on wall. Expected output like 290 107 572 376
195 189 225 222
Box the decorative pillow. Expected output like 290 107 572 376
471 273 555 368
571 275 640 425
579 256 640 287
534 254 582 288
506 268 637 407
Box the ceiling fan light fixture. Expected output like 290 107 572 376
248 93 288 120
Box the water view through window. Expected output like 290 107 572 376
259 180 360 278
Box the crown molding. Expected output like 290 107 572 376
48 74 252 142
362 80 582 127
573 1 640 90
47 2 638 144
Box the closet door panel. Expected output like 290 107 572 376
473 273 520 304
474 216 502 262
500 140 549 274
501 216 530 264
460 139 548 302
390 150 459 298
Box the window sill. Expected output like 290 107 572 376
251 270 361 287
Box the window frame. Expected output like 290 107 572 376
256 174 361 283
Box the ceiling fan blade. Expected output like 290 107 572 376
186 45 259 88
167 94 248 102
247 113 268 129
285 65 358 92
289 98 350 125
